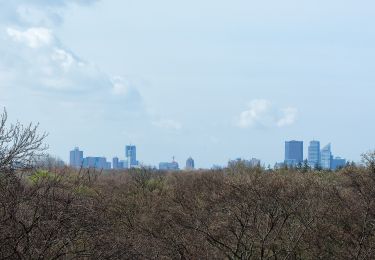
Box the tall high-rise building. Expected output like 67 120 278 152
285 140 303 166
70 147 83 168
321 144 332 170
112 157 119 169
186 157 195 170
125 145 138 168
308 140 321 168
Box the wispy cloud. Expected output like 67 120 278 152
236 99 298 128
1 1 143 118
277 107 298 127
111 76 140 99
5 26 107 93
7 27 53 48
0 0 99 26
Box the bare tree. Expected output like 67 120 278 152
0 108 48 172
362 150 375 174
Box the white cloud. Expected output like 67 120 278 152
0 0 143 113
2 25 143 117
277 107 298 127
51 48 76 70
237 99 273 128
236 99 298 128
5 27 99 91
0 1 99 26
152 119 182 130
111 76 136 96
0 0 144 125
7 27 53 48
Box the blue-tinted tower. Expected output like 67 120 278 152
70 147 83 168
186 157 195 170
125 145 138 168
308 140 321 168
112 157 119 169
331 157 346 170
285 140 303 166
321 143 332 170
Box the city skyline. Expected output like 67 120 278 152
284 140 346 170
69 138 349 170
70 145 192 170
1 0 374 168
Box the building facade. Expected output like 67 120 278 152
320 144 332 170
125 145 138 168
228 158 261 168
120 160 128 169
159 160 179 170
112 157 119 169
69 147 83 168
83 157 111 170
285 141 303 166
331 157 346 170
186 157 195 170
308 140 321 168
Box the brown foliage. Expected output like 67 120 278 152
0 164 375 259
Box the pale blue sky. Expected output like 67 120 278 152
0 0 374 167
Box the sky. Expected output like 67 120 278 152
0 0 374 168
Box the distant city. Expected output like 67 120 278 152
279 140 346 170
70 145 192 171
69 139 347 171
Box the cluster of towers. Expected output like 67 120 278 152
158 157 195 171
70 145 195 170
69 145 138 169
284 140 346 170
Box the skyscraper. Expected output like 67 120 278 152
112 157 119 169
321 143 332 170
125 145 138 168
285 140 303 166
186 157 195 170
70 147 83 168
308 140 320 168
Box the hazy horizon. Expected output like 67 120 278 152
1 0 374 168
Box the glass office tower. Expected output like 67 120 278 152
285 140 303 166
69 147 83 168
321 143 332 170
308 140 320 168
125 145 138 168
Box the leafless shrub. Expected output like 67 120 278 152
0 109 48 172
